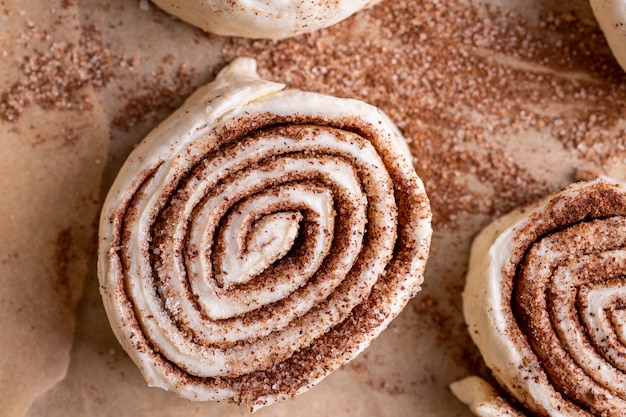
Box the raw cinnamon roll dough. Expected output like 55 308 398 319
590 0 626 72
450 376 524 417
458 177 626 416
97 57 432 411
151 0 382 39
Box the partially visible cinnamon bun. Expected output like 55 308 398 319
150 0 382 39
590 0 626 73
97 57 432 411
450 376 525 417
457 177 626 416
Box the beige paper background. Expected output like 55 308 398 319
0 0 624 416
0 2 109 415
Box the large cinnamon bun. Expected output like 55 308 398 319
97 57 432 410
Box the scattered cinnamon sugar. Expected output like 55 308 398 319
3 0 623 230
111 64 199 130
223 0 626 228
1 0 623 226
0 26 113 122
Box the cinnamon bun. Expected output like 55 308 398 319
97 57 432 410
151 0 382 39
458 177 626 416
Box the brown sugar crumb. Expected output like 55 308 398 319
223 0 626 229
0 25 113 122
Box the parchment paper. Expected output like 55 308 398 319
1 0 624 416
0 2 108 415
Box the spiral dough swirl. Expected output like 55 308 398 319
97 58 432 410
461 177 626 417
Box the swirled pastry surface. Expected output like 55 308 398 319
462 177 626 416
151 0 382 39
97 57 432 410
